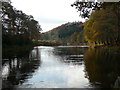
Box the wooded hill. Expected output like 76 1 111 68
41 22 85 45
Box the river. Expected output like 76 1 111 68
2 46 120 89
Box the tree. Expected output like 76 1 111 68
71 1 120 19
69 31 85 44
1 1 42 46
84 5 119 46
72 1 120 46
41 22 84 45
71 1 102 18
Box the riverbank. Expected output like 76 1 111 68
2 45 33 63
94 45 120 49
33 40 61 46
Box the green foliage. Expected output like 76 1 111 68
84 4 119 47
69 30 85 45
33 40 61 46
72 2 120 47
1 1 42 47
41 22 84 45
71 1 102 18
72 1 120 19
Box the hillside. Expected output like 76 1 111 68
41 22 84 45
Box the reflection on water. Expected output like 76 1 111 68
2 46 120 89
2 46 41 89
84 48 120 88
53 47 87 65
17 46 89 88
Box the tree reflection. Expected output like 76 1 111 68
2 46 41 89
54 47 87 65
84 48 120 88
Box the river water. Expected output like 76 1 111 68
2 46 120 89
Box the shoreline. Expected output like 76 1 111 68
94 45 120 49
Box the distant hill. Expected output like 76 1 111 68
41 22 85 45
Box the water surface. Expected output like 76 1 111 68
2 46 120 89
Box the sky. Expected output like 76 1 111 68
11 0 85 32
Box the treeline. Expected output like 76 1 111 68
41 22 85 45
33 40 61 46
1 1 42 47
72 2 120 47
42 2 120 47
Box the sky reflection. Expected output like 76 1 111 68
19 46 89 88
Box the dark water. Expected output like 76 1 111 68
2 46 120 89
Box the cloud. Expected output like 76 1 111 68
11 0 84 32
36 17 68 24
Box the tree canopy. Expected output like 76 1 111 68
41 22 84 45
1 1 42 46
71 1 120 18
72 1 120 47
84 6 119 46
71 1 102 18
